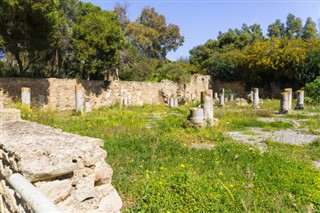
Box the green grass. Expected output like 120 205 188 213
29 104 320 212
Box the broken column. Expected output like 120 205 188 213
284 88 292 112
219 93 225 107
173 98 178 107
21 87 31 106
229 94 234 101
188 107 206 128
295 90 305 110
280 91 289 114
75 83 84 113
84 98 92 113
252 88 259 109
214 92 218 99
201 90 213 126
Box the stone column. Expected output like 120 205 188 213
188 107 206 128
168 98 174 108
295 90 305 110
85 98 92 113
122 97 128 108
252 88 259 109
173 98 179 107
219 93 225 107
229 94 234 101
201 90 213 125
214 92 218 99
21 87 31 106
75 83 84 113
284 88 292 112
280 91 289 114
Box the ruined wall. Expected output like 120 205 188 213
0 114 122 212
0 75 211 109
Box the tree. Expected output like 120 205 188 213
286 13 302 38
0 0 59 76
126 7 184 59
71 2 123 80
49 0 79 76
302 17 318 39
113 2 131 33
267 19 285 38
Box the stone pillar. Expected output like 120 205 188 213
280 91 289 114
75 83 84 113
85 98 92 113
284 88 292 111
173 98 179 107
229 94 234 101
252 88 259 109
122 97 128 108
21 87 31 106
295 90 305 110
219 93 225 107
188 107 206 128
214 92 218 99
201 90 213 125
168 98 174 108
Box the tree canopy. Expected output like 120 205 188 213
190 13 320 91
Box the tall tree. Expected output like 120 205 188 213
71 2 123 80
0 0 59 76
49 0 79 76
267 19 285 38
113 2 130 33
302 17 318 39
126 7 184 59
286 13 302 38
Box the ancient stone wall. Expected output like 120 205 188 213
0 115 122 212
0 75 211 109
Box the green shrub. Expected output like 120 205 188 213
304 76 320 104
15 102 33 120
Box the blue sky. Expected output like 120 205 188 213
84 0 320 61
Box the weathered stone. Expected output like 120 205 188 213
229 94 234 101
0 75 211 110
213 92 218 99
219 93 225 107
84 98 92 113
1 120 122 213
94 160 113 186
35 179 73 203
284 88 292 111
74 174 96 202
75 83 84 113
295 90 305 110
21 87 30 106
280 91 289 114
201 90 214 126
252 88 259 109
0 108 21 122
98 184 122 213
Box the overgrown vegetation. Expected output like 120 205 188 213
29 101 320 212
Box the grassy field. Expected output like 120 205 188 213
28 100 320 212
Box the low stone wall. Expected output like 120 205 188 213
0 75 211 109
0 118 122 212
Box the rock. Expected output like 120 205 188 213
98 184 122 213
1 120 122 212
94 159 113 186
0 108 21 121
35 179 73 203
